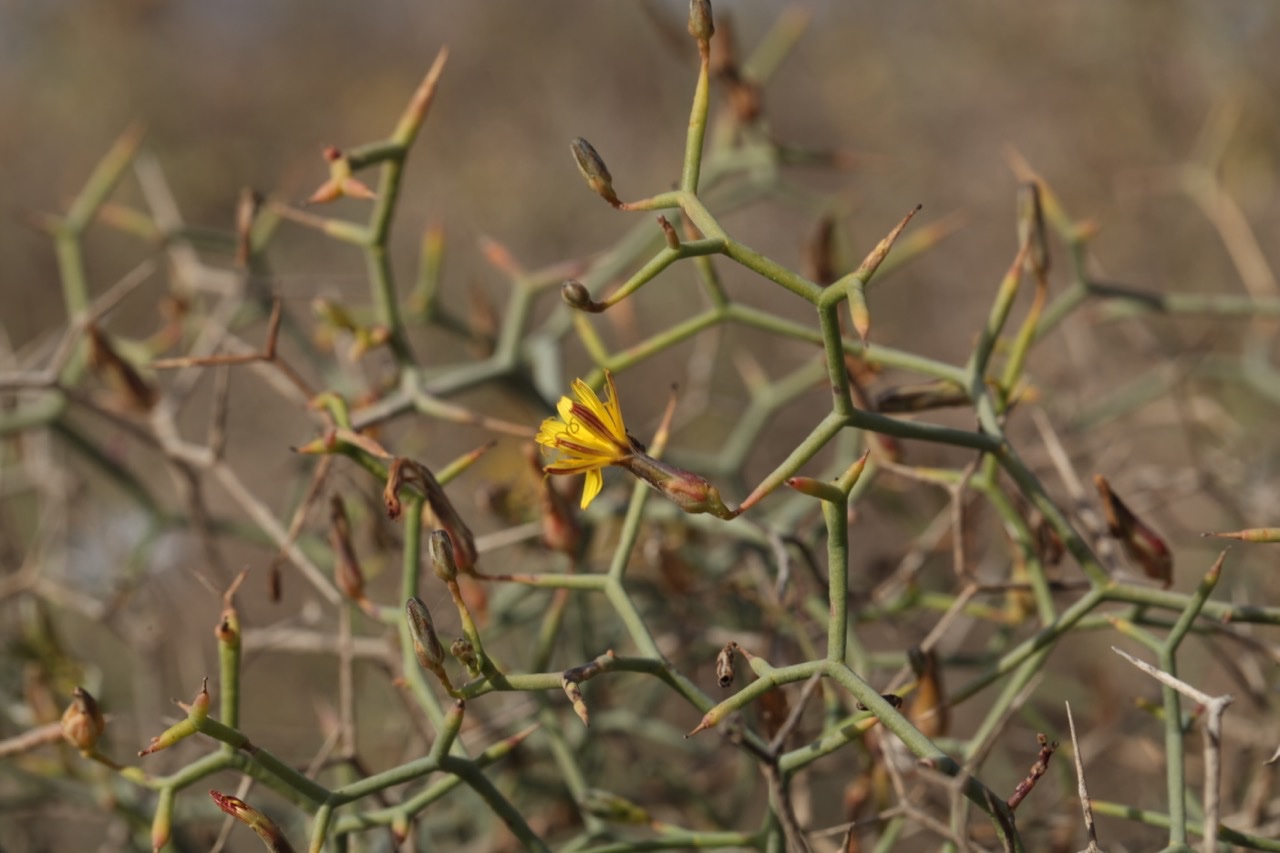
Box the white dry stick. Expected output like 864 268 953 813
1065 701 1101 853
1111 646 1234 853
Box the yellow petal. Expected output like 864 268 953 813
580 469 604 509
600 370 625 440
571 377 627 446
548 426 616 461
544 456 610 475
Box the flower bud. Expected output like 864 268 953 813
406 597 445 669
528 443 582 556
451 638 480 676
61 687 105 752
383 458 479 574
210 791 295 850
561 279 599 312
328 495 366 602
570 137 619 206
621 453 736 520
429 529 458 583
687 0 715 42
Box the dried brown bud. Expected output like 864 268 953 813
907 648 946 738
234 188 261 268
528 443 582 556
726 76 762 124
806 214 838 286
757 686 789 740
657 215 681 250
383 458 479 574
61 687 106 752
1095 475 1173 587
1017 182 1049 279
715 642 737 688
328 495 365 602
88 325 156 412
570 137 619 206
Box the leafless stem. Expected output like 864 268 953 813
1112 646 1234 852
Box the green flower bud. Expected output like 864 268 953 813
687 0 715 42
561 280 600 312
429 530 458 583
570 137 619 206
406 597 445 668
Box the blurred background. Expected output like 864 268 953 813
3 1 1280 850
5 1 1277 347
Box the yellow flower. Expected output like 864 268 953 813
536 370 635 509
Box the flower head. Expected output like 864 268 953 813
536 370 637 509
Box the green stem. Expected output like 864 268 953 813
680 42 712 193
364 244 414 365
439 756 551 852
818 303 853 417
823 499 849 663
1090 801 1280 851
